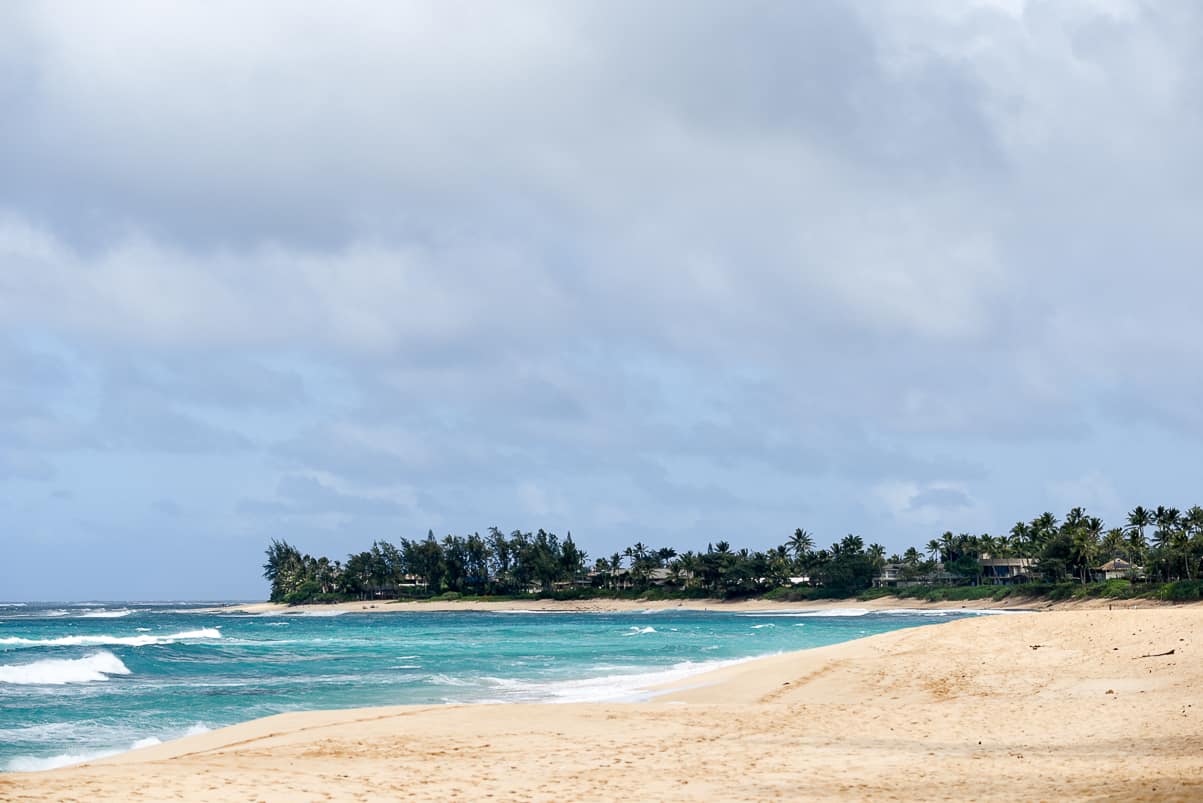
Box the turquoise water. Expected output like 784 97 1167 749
0 602 985 772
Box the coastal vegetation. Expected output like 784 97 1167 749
263 505 1203 604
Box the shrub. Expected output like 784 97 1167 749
1158 581 1203 602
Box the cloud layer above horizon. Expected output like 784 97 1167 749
3 0 1203 598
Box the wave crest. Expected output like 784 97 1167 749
0 627 222 648
0 651 132 685
79 610 134 619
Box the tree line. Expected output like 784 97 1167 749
262 504 1203 603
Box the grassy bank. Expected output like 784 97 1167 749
852 579 1203 603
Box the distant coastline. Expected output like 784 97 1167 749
260 505 1203 608
213 590 1184 616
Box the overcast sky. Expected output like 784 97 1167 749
3 0 1202 599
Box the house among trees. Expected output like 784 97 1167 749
872 563 962 588
978 557 1038 585
1092 558 1143 582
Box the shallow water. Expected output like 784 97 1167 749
0 601 984 771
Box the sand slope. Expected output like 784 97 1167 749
3 608 1201 801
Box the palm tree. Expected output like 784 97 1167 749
1153 506 1181 550
1184 506 1203 536
1101 528 1126 561
1085 517 1104 552
787 528 814 562
1170 529 1194 581
925 539 941 562
1032 512 1058 544
1126 528 1148 568
938 531 956 562
1008 522 1034 558
609 552 624 589
867 543 886 576
1127 506 1152 544
1185 507 1203 582
1069 527 1099 584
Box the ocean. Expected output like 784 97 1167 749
0 602 995 772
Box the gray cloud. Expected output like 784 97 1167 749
237 473 413 519
3 1 1203 597
0 452 56 482
908 487 973 512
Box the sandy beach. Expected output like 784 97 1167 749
3 606 1201 802
213 592 1160 616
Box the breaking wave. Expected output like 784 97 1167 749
79 610 135 619
0 651 132 685
0 628 222 648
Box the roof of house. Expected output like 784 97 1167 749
978 557 1036 566
1095 558 1135 571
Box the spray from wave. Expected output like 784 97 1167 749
0 651 132 685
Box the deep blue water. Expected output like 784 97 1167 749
0 602 989 771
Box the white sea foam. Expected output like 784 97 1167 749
5 748 125 772
282 610 345 617
3 723 211 772
742 607 1030 619
492 609 574 614
0 627 222 648
80 610 134 619
750 623 775 629
739 608 872 618
623 626 657 636
392 664 422 669
0 651 132 685
427 673 475 687
960 608 1032 615
478 656 757 704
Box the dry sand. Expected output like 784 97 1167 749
3 607 1201 802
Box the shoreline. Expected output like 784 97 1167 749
4 607 1202 800
211 592 1177 615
